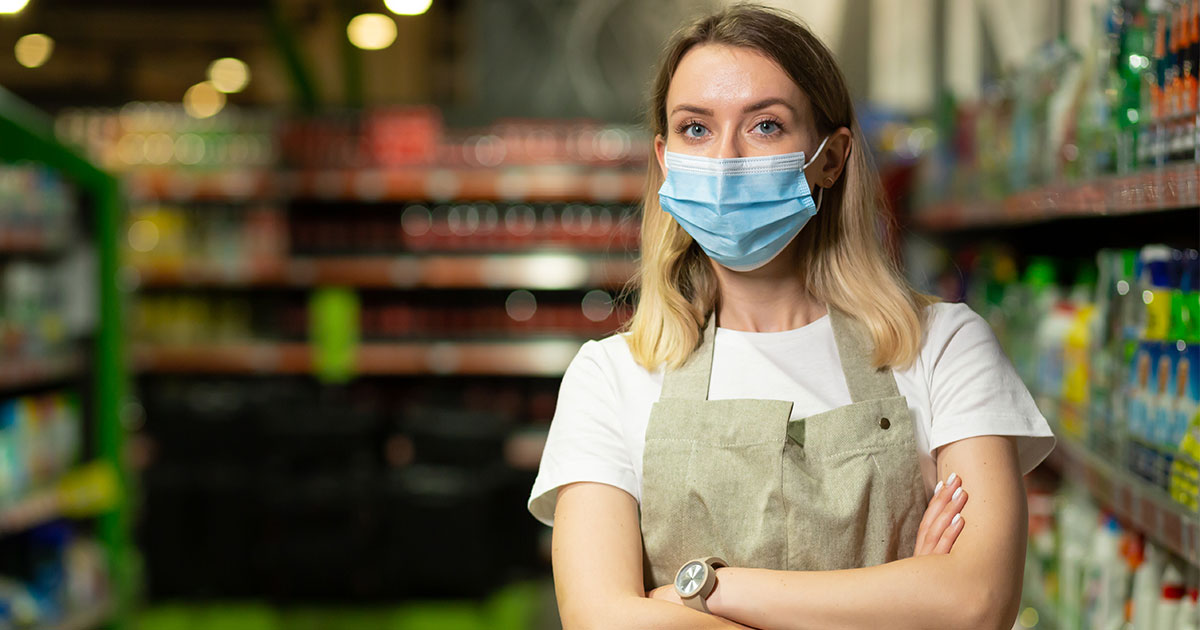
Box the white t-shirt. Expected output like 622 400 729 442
528 301 1057 526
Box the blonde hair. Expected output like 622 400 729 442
623 4 937 372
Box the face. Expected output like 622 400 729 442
655 44 850 192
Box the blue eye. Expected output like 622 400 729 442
756 121 780 135
684 123 708 138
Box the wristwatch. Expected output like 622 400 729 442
674 556 727 613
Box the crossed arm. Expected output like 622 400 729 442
551 435 1027 630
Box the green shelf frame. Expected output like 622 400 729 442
0 85 132 630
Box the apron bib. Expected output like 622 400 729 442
640 307 927 590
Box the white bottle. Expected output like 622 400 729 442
1083 515 1125 629
1154 559 1186 630
1131 541 1164 630
1178 567 1199 630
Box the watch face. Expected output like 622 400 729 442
675 561 707 597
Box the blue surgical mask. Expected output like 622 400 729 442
658 136 829 272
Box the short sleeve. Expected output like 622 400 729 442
925 303 1057 475
527 340 639 526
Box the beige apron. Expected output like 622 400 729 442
640 307 927 589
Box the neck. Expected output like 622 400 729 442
711 251 826 332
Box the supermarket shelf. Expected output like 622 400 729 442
135 338 588 376
915 163 1199 230
42 598 113 630
0 354 85 392
133 254 637 290
1043 434 1200 567
0 488 60 535
126 166 646 203
0 230 65 255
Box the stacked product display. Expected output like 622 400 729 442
918 0 1197 219
1024 475 1199 630
911 5 1199 627
915 243 1200 628
0 135 126 627
54 105 645 607
934 246 1200 510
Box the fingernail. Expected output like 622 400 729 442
952 513 962 525
947 472 958 485
934 480 944 495
952 487 963 501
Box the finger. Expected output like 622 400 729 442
917 473 963 550
933 512 965 554
918 485 969 555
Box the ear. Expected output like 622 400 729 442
654 134 667 178
808 126 852 190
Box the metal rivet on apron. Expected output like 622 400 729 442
879 417 891 430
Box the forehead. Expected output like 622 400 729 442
667 44 808 114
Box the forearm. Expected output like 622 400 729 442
561 595 755 630
707 554 1016 630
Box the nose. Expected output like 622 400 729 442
713 130 741 159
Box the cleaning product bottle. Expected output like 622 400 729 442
1178 566 1199 630
1059 488 1096 630
1155 558 1186 630
1112 249 1142 465
1131 539 1164 629
1064 261 1098 440
1083 514 1128 630
1136 246 1175 484
1016 257 1060 388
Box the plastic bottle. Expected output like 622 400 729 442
1179 566 1200 630
1156 558 1186 630
1131 540 1164 629
1083 514 1128 630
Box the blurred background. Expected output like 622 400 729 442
0 0 1197 628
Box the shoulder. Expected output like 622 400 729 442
922 300 987 336
918 301 995 357
565 331 661 391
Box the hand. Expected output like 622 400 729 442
647 583 683 605
913 472 968 556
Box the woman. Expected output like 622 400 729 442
528 5 1056 629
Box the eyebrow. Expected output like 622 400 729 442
669 98 798 117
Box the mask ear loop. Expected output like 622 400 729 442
814 186 824 212
802 135 831 169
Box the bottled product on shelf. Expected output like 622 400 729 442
55 105 649 174
0 165 74 252
1 261 74 365
61 103 648 603
0 165 83 373
132 289 631 347
290 201 640 255
0 522 111 629
0 391 82 507
54 103 278 171
918 0 1198 216
927 244 1200 514
1025 474 1199 630
126 203 287 277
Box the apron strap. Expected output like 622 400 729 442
828 306 902 402
658 314 716 400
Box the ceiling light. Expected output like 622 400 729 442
183 81 225 119
14 33 52 68
207 57 250 94
384 0 432 16
347 13 397 50
0 0 31 15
